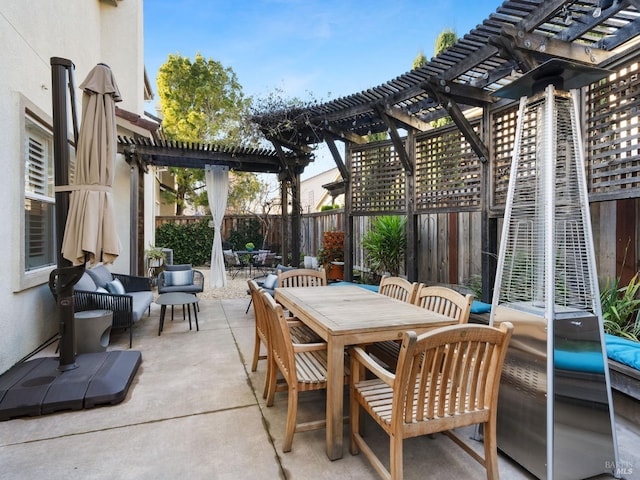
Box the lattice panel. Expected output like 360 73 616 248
492 105 519 208
351 143 406 214
586 62 640 198
415 125 481 212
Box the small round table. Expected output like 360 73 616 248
155 292 199 335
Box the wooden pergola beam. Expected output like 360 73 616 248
374 105 414 175
423 79 489 164
380 105 431 132
324 135 349 181
501 26 613 65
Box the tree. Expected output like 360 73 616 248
156 52 260 214
412 50 427 69
432 28 458 128
435 28 457 56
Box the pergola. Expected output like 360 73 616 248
121 0 640 291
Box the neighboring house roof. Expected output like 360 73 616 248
300 168 343 212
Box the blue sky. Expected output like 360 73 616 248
144 0 504 177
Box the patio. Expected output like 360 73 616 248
1 277 639 479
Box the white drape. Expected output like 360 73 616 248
205 165 229 288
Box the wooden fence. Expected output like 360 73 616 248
155 196 633 290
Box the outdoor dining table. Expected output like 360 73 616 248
274 285 456 460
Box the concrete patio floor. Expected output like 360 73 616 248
1 297 639 479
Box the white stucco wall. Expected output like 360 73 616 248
0 0 145 373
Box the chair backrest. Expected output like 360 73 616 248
248 280 269 344
277 268 327 288
223 250 239 267
394 322 513 430
413 285 473 324
262 290 296 384
378 276 419 304
164 264 192 271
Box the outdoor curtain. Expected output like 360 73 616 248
205 165 229 288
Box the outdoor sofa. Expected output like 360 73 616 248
73 264 154 347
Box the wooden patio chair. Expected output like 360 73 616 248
277 267 327 288
262 290 349 452
378 276 419 303
349 322 513 480
369 285 474 369
247 279 321 399
413 285 473 323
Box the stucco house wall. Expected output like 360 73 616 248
0 0 147 373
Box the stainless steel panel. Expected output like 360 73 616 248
495 304 617 479
495 304 548 479
553 312 616 479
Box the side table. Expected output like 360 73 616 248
155 292 199 335
75 310 113 354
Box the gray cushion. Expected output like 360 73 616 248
86 265 113 289
106 278 125 295
275 264 296 273
164 270 193 286
263 274 278 290
74 273 97 291
159 284 202 294
129 291 154 322
164 264 192 272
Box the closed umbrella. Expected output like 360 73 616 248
61 63 121 266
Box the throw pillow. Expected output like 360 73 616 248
106 279 125 295
96 287 109 293
263 274 278 290
165 270 193 286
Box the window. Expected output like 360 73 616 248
24 117 55 271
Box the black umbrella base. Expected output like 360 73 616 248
0 350 141 421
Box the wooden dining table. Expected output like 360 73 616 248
274 285 456 460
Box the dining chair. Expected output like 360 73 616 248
378 276 419 303
413 285 474 323
369 284 474 369
248 280 323 399
277 267 327 288
223 250 244 279
349 322 513 480
262 290 348 453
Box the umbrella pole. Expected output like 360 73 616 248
51 57 79 370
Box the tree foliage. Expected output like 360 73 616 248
157 52 255 145
156 53 261 214
432 28 459 128
412 50 427 69
435 28 457 56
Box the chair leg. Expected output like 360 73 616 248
390 435 403 480
282 386 298 452
262 357 271 400
483 421 499 480
245 298 253 314
266 358 278 406
350 394 361 455
251 331 261 372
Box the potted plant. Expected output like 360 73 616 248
245 242 255 252
362 216 407 279
145 245 166 268
319 231 344 280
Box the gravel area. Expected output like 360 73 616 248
196 267 256 300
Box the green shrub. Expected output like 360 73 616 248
601 274 640 342
362 216 407 277
156 219 214 266
227 219 263 250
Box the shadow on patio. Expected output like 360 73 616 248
1 295 638 479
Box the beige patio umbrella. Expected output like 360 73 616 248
61 63 121 265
